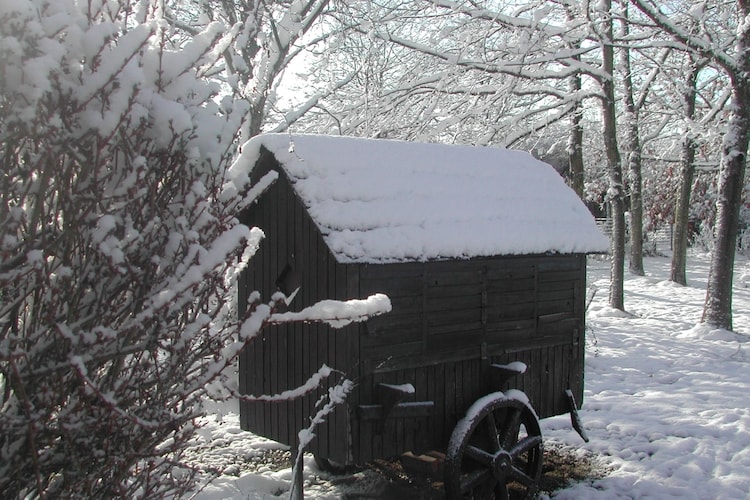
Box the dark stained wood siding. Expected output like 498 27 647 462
359 255 584 377
238 158 358 464
239 149 589 466
352 254 586 462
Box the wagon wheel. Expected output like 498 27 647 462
445 393 543 499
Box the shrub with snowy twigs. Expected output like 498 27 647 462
0 1 382 497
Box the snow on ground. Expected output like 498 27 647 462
190 252 750 499
543 253 750 499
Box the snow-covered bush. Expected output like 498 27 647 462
0 2 390 495
0 1 312 497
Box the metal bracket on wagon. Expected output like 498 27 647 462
358 383 435 422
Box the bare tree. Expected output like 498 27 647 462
593 0 627 310
631 0 750 329
618 1 645 275
670 57 704 285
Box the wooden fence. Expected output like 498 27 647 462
595 218 673 254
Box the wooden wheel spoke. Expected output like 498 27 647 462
509 435 542 458
495 482 510 500
508 465 537 487
500 407 522 449
484 413 502 452
460 468 493 493
465 444 494 466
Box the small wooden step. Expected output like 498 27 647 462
400 450 446 478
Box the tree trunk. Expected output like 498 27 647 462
618 6 644 276
671 139 697 285
565 6 585 199
702 83 750 329
568 76 585 199
600 0 625 310
626 147 644 276
670 61 700 286
702 0 750 330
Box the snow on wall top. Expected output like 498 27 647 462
236 133 609 263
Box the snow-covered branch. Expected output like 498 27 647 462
628 0 736 72
269 293 392 328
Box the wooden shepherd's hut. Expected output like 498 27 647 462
236 134 608 467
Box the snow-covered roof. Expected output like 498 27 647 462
237 133 609 263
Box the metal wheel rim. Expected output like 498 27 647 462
444 393 543 499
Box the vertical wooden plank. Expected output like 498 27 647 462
438 363 447 450
415 365 428 451
358 268 376 463
276 180 290 447
554 344 562 416
547 345 556 417
325 249 338 460
300 201 313 456
276 188 289 446
266 185 277 443
562 342 572 415
525 349 535 410
473 358 481 410
257 197 268 437
575 255 586 405
334 261 351 462
461 359 472 413
261 185 274 443
303 209 315 452
421 263 428 353
537 347 547 417
396 371 407 456
461 359 478 414
404 368 414 452
315 230 330 459
350 264 360 460
348 265 363 463
443 362 462 440
531 259 542 418
284 182 302 448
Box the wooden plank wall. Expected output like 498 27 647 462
239 162 357 465
360 255 584 370
354 254 586 462
355 358 487 463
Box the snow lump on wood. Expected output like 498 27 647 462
236 133 609 263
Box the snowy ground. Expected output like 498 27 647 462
189 252 750 499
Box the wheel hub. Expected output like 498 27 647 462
491 450 513 480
